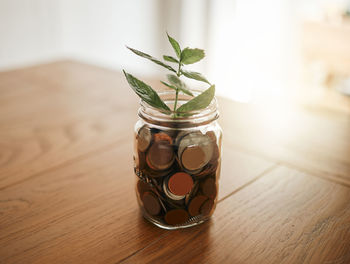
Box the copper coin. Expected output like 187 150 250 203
142 191 161 216
168 172 194 196
137 180 151 196
200 198 214 216
164 209 189 225
166 197 185 207
137 126 152 152
137 150 146 170
153 133 173 144
193 163 218 179
185 181 200 205
206 131 217 141
146 134 174 171
201 178 217 198
146 166 173 178
163 179 185 201
188 195 208 216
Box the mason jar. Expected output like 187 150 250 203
133 90 222 229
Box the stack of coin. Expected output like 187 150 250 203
163 172 194 200
134 125 221 227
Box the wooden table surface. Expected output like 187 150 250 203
1 61 350 264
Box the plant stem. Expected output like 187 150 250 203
173 61 182 117
176 61 181 77
173 89 179 117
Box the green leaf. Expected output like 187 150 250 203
176 85 215 113
167 74 184 89
167 33 181 58
167 74 194 97
160 81 177 91
126 46 176 73
180 48 205 64
123 70 171 112
181 70 210 84
163 55 179 63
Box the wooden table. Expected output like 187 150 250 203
1 61 350 264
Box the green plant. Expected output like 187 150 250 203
123 33 215 117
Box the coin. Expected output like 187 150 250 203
205 131 216 141
182 146 206 170
153 132 173 144
137 126 152 152
201 177 217 198
185 181 200 205
188 195 208 216
142 191 161 216
178 132 213 173
200 198 214 216
193 162 218 179
174 130 189 146
146 133 174 171
145 165 174 178
168 172 194 196
137 180 151 196
206 131 220 164
162 178 185 201
137 150 147 170
164 209 189 225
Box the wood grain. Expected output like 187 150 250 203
219 101 350 186
0 61 138 189
218 146 274 200
0 126 273 264
1 61 350 264
0 61 179 190
122 166 350 264
0 143 167 264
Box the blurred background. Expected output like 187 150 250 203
1 0 350 109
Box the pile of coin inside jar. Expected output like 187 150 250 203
134 124 221 228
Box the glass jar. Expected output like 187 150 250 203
133 90 222 229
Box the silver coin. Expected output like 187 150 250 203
178 132 214 173
137 125 152 152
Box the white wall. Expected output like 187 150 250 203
206 0 302 102
0 0 302 101
60 0 162 76
2 0 346 102
0 0 162 76
0 0 62 70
